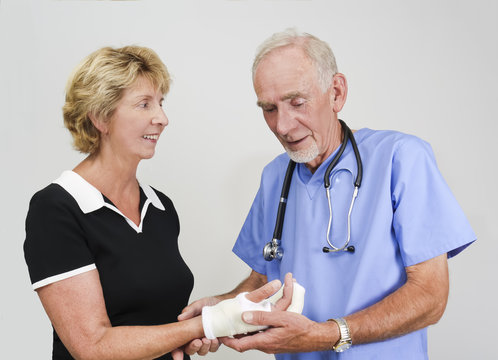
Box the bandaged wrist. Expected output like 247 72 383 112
202 282 305 339
202 292 271 339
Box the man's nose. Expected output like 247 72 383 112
275 108 295 136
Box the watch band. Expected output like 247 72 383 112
328 317 352 352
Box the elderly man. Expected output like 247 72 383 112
179 29 475 359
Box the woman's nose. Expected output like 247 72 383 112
152 107 169 127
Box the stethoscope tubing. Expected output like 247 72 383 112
272 160 297 242
263 119 363 261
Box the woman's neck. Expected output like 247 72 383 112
73 151 140 199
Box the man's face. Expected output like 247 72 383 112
253 46 341 171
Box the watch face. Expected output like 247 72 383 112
336 342 351 352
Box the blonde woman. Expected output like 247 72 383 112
23 46 289 360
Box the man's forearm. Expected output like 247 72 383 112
217 270 268 301
343 254 449 345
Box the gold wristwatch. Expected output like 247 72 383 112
328 317 352 352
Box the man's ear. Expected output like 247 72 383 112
88 113 108 134
330 73 348 113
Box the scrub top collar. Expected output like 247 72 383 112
53 170 165 233
297 128 366 197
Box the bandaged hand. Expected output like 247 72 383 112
202 281 305 339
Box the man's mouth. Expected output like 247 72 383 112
286 136 307 147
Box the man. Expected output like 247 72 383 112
179 29 475 359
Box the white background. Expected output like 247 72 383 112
1 0 496 359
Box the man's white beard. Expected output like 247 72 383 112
285 139 319 163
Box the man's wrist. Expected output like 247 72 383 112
328 318 352 352
312 321 341 352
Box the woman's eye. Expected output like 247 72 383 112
139 102 149 109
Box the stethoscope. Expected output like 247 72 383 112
263 120 363 261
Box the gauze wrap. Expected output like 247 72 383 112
202 282 305 339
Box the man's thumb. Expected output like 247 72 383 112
242 311 255 324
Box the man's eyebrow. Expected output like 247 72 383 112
257 92 306 108
281 91 305 101
256 100 273 108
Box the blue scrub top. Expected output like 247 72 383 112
233 128 476 360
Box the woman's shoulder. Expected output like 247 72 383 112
29 182 77 210
26 183 83 230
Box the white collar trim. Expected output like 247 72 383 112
53 171 165 233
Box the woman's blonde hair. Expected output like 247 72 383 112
63 46 170 154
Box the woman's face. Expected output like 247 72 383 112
103 76 168 162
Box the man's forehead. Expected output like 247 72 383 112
254 48 318 98
254 71 314 104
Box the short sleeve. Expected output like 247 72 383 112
232 184 268 275
24 184 95 290
391 137 476 266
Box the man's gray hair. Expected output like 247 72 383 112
252 28 338 92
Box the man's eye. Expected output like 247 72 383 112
291 98 305 107
263 106 276 113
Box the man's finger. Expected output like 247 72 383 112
196 338 212 356
177 308 194 321
242 310 288 327
221 332 266 352
246 279 281 302
184 339 203 355
209 338 221 352
273 273 294 311
178 297 220 321
171 348 184 360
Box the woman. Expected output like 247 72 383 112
23 46 286 360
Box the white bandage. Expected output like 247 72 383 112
202 282 305 339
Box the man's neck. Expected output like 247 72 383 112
305 121 343 174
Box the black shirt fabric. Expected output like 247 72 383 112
24 171 194 360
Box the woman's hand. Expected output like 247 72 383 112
173 296 223 358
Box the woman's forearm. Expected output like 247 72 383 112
70 317 204 360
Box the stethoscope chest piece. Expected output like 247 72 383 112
263 239 283 261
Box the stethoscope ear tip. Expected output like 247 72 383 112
322 245 356 253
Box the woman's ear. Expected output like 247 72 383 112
88 113 108 135
330 73 348 113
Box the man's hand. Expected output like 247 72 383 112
173 273 289 358
221 310 334 354
223 274 320 354
171 338 220 360
178 296 221 322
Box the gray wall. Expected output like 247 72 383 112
1 1 496 359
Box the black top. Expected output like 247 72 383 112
24 171 194 360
